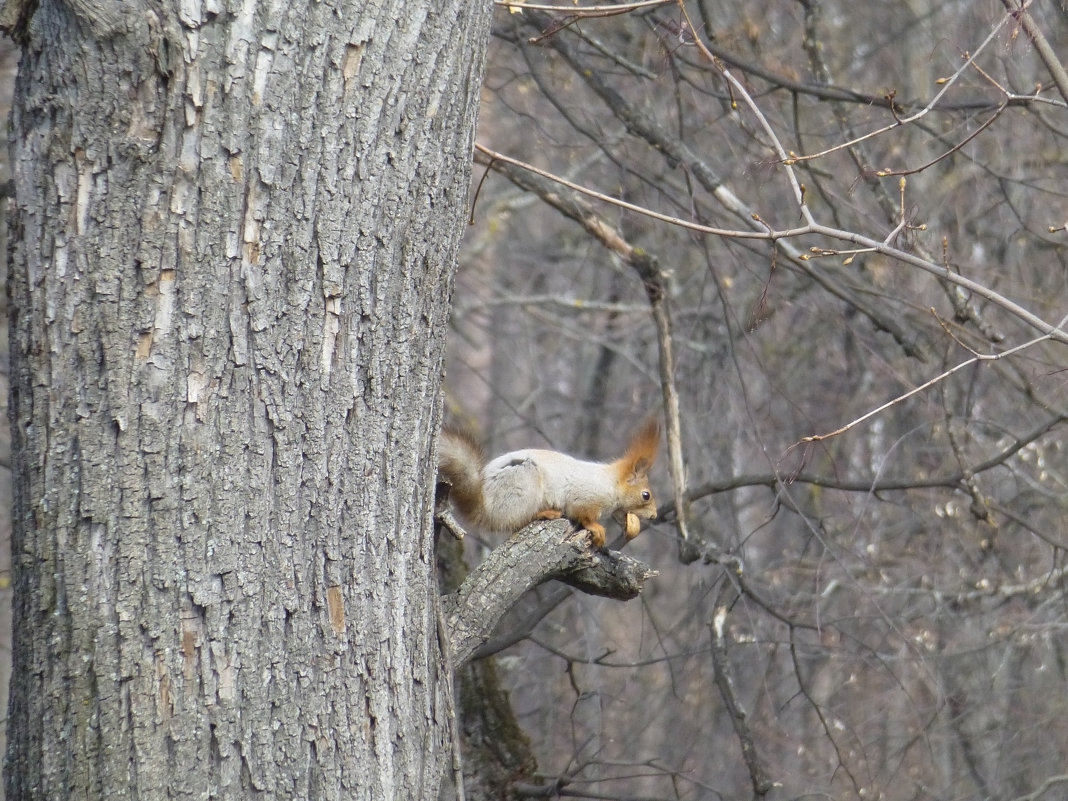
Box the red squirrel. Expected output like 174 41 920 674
437 419 660 548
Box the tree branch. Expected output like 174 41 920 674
442 519 658 667
710 601 773 797
999 0 1068 106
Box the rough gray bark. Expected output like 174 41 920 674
4 1 491 799
435 524 539 801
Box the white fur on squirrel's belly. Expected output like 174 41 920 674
481 449 617 531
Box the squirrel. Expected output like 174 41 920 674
436 418 660 549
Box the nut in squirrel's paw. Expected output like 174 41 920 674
623 513 641 540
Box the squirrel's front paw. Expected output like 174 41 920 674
585 522 607 550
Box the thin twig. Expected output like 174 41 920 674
473 142 804 240
795 311 1068 446
770 9 1014 164
998 0 1068 105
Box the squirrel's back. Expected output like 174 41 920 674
480 449 619 531
437 418 659 543
438 430 553 532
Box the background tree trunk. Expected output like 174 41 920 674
4 2 490 799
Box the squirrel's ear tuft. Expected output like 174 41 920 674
625 417 661 473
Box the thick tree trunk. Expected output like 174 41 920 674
4 2 490 799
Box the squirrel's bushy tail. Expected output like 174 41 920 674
437 427 486 523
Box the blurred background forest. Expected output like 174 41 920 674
447 1 1068 799
0 1 1066 800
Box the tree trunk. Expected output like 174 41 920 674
4 2 491 799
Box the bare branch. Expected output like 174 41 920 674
710 603 774 797
1008 773 1068 801
998 0 1068 105
474 142 1068 347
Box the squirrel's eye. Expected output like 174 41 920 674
642 490 651 501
